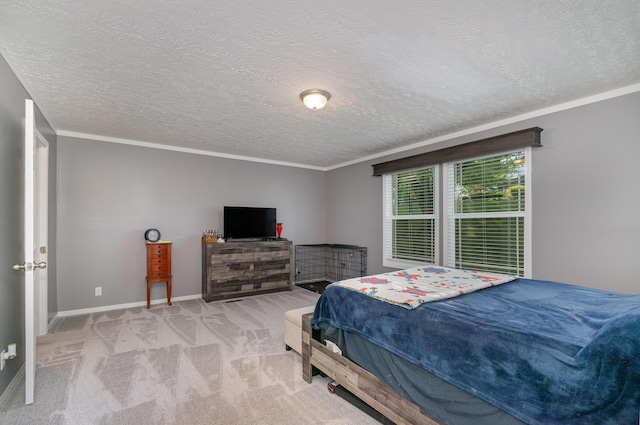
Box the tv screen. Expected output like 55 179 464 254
223 206 277 240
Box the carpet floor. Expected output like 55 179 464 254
0 288 379 425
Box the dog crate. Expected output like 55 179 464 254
294 244 367 286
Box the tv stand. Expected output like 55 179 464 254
202 239 293 302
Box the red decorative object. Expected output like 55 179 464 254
276 223 283 238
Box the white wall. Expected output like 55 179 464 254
326 91 640 294
56 137 327 311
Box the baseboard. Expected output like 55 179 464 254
56 294 203 317
0 362 25 409
48 312 59 331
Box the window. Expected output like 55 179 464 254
383 167 437 268
382 148 531 276
444 149 529 276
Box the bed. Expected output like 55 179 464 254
301 266 640 425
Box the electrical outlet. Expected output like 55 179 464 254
95 287 102 296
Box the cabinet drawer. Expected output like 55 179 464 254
148 263 168 272
147 252 169 260
148 263 169 273
148 249 168 258
147 258 168 266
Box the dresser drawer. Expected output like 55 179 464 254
147 251 168 260
147 257 168 265
147 247 169 257
147 267 170 277
202 240 292 302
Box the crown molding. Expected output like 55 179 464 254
58 82 640 172
55 130 328 171
326 82 640 171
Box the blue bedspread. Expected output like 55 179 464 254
312 278 640 424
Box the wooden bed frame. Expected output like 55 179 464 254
301 313 442 425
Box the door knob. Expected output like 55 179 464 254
11 262 46 271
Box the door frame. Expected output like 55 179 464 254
23 99 36 405
34 129 49 336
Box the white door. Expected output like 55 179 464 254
12 99 46 405
34 131 49 337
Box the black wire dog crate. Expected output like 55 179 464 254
295 244 367 286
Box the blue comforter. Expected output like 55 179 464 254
312 278 640 424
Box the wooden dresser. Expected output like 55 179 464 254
202 240 292 302
146 241 172 309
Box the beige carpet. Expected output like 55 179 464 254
0 288 380 424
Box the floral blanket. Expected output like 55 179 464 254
332 265 518 309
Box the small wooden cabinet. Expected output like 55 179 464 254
202 240 292 302
146 241 172 309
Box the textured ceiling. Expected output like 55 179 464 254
1 1 639 168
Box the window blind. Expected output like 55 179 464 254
445 150 527 276
383 167 437 267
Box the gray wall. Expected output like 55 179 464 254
56 137 327 311
326 91 640 294
58 91 640 315
0 54 57 396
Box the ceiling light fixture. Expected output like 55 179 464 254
300 89 331 110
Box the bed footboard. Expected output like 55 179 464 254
301 313 441 425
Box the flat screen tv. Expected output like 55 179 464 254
223 206 277 240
